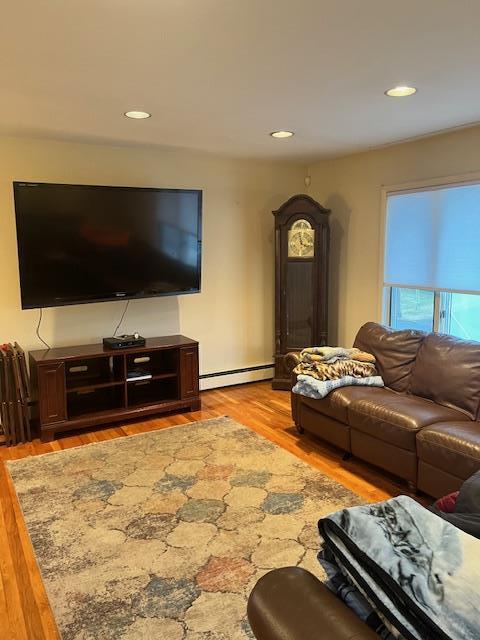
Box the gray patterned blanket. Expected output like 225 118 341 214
318 495 480 640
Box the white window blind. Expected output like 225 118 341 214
384 183 480 294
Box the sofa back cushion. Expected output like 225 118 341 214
410 333 480 419
353 322 425 392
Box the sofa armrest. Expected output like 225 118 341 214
284 352 301 373
247 567 378 640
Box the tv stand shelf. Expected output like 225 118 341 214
29 335 200 442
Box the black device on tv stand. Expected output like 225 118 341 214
103 333 146 350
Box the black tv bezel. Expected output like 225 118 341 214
13 181 203 310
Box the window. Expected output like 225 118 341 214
383 182 480 340
439 292 480 342
388 287 434 333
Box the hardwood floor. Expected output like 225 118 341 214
0 381 411 640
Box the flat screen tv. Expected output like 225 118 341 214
13 182 202 309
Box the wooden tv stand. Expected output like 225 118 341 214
29 335 200 442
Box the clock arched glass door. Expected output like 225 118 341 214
285 219 315 349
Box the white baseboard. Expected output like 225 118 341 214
199 365 274 391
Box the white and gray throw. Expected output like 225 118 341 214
318 495 480 640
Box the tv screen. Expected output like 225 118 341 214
13 182 202 309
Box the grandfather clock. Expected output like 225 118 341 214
272 194 330 390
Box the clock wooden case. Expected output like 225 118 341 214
272 194 330 390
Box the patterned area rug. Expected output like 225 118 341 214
7 417 362 640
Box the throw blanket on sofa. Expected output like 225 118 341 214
294 358 378 381
300 346 376 364
318 495 480 640
292 373 384 399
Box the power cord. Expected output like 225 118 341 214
113 299 130 336
36 308 51 349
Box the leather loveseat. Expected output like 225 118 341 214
289 322 480 497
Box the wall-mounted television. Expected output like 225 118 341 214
13 182 202 309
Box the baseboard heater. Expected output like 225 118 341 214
200 363 274 390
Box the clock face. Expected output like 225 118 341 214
288 219 315 258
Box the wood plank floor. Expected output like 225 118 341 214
0 381 412 639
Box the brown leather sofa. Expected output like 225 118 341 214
290 322 480 497
248 567 377 640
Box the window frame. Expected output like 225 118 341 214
384 286 480 342
384 286 441 332
378 172 480 328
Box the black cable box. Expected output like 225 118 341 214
103 334 146 350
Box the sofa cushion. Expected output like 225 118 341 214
300 386 394 424
417 422 480 480
434 491 459 513
410 333 480 419
353 322 425 392
348 391 468 451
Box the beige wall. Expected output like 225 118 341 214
0 135 303 377
4 125 479 375
309 125 480 347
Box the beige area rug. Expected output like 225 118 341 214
7 417 362 640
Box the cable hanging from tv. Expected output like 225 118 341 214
113 299 130 336
36 308 51 350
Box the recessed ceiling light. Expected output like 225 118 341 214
270 130 294 138
124 110 151 119
385 86 417 97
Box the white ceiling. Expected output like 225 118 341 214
2 0 480 162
